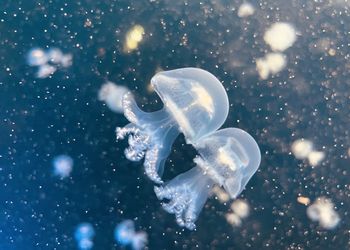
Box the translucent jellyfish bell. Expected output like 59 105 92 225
154 128 261 230
114 220 148 250
116 68 229 183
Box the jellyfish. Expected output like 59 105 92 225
74 223 95 250
307 197 340 230
26 48 48 66
154 128 261 230
46 48 64 64
98 81 130 113
116 68 229 183
114 220 148 250
52 154 73 179
36 64 57 79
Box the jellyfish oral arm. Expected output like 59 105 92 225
116 92 180 183
154 166 214 230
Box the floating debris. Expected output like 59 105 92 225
297 196 311 206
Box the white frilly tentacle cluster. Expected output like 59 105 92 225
154 167 214 230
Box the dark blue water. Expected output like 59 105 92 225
0 0 349 249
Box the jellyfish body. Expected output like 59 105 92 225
116 68 229 183
27 48 48 66
53 154 73 179
154 128 261 230
98 81 130 113
114 220 148 250
74 223 95 250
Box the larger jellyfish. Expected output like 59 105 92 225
116 68 229 183
154 128 261 230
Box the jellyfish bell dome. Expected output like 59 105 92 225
151 67 229 144
194 127 261 198
154 127 261 230
117 67 229 183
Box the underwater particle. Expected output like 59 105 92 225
114 220 148 250
230 199 250 218
256 52 287 79
27 48 48 66
53 154 73 179
263 22 297 52
154 128 261 230
123 25 145 53
291 139 314 160
36 64 57 79
74 223 95 250
98 81 130 113
237 2 255 17
212 186 230 203
307 197 340 230
116 68 229 183
297 196 311 206
307 150 325 167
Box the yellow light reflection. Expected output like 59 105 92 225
123 25 145 53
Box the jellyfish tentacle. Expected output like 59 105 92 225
154 166 214 230
144 124 178 183
123 91 170 125
117 93 180 183
116 124 151 162
122 92 145 124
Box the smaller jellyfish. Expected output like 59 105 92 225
74 223 95 250
36 64 57 79
212 186 230 203
98 81 130 113
291 139 313 160
60 53 73 68
237 3 255 18
27 48 48 66
256 52 287 80
53 154 73 179
230 199 250 218
114 220 148 250
123 25 145 53
291 139 325 166
46 48 64 64
116 68 229 183
226 199 250 227
46 48 73 67
307 197 340 230
263 22 297 52
154 128 261 230
307 150 325 167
